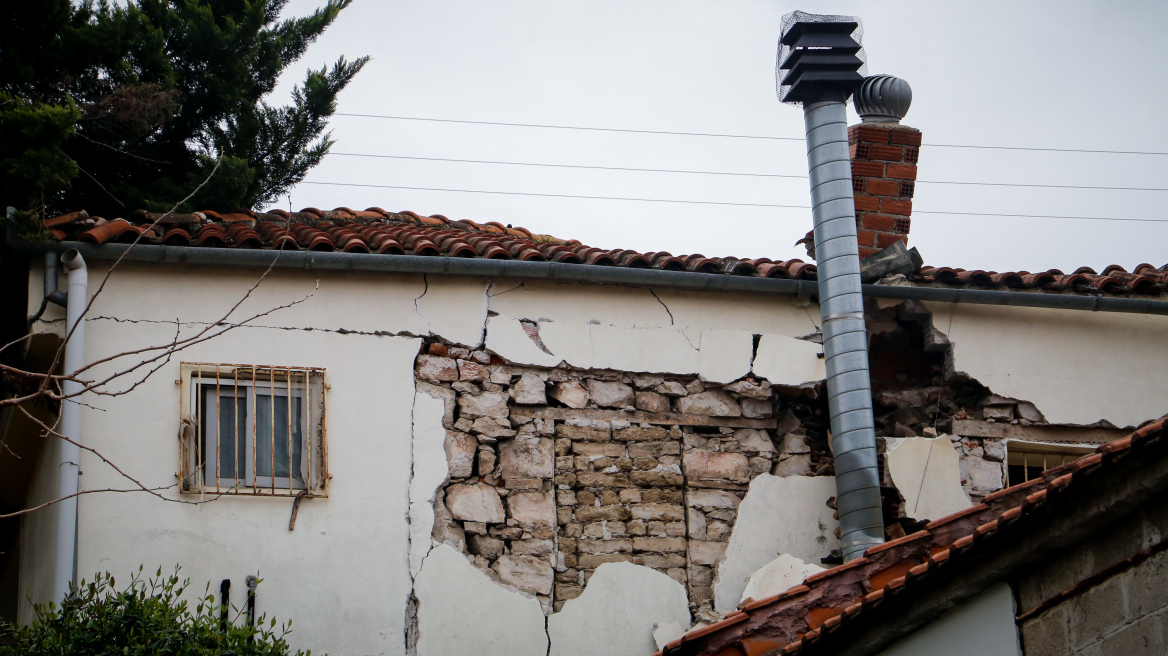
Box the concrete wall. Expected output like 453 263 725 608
876 583 1021 656
1018 505 1168 655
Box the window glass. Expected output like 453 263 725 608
256 391 304 481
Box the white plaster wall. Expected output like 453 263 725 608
930 302 1168 427
876 583 1021 656
17 263 825 655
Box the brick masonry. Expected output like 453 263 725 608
849 123 921 258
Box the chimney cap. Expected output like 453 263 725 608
853 75 912 123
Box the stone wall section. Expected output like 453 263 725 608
413 342 829 613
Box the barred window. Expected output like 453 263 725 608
180 363 327 496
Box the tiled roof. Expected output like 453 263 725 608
656 415 1168 656
36 208 1168 296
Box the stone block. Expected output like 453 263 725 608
582 521 627 538
494 554 554 596
468 534 505 559
684 379 705 394
632 373 665 389
443 430 478 478
688 508 708 539
576 472 631 488
572 442 626 457
511 372 548 405
634 537 686 553
470 416 516 439
587 379 635 408
578 538 633 555
458 360 488 381
631 503 686 521
635 391 671 413
772 454 812 477
446 483 505 523
458 391 510 419
628 441 681 458
1017 402 1045 423
619 489 642 504
676 390 742 417
578 554 636 568
512 539 556 556
688 540 728 566
630 471 684 487
740 398 772 418
684 450 751 484
477 448 497 476
550 381 590 409
416 355 458 382
723 378 771 399
959 457 1005 496
635 554 687 569
656 381 688 396
576 505 632 522
509 491 556 528
614 425 669 442
734 429 776 454
556 423 612 442
500 437 554 481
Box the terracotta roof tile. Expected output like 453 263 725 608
34 207 1168 297
663 415 1168 656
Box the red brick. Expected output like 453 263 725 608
880 198 913 216
886 163 918 180
853 194 879 212
876 233 908 249
848 125 891 145
869 144 905 162
888 129 922 147
861 214 897 232
856 230 876 247
865 179 899 197
850 161 885 177
858 247 880 258
429 343 449 356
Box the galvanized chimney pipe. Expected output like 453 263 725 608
802 90 885 561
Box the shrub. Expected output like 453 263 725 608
0 567 314 655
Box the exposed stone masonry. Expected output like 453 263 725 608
414 343 829 613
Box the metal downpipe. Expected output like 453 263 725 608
53 249 87 601
803 92 884 561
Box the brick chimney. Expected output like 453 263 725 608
849 123 919 258
845 74 919 258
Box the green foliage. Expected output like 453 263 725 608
0 567 314 656
0 93 81 213
0 0 367 217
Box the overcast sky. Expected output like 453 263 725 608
272 0 1168 273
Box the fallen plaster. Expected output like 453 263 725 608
712 474 839 613
887 436 971 523
413 544 549 656
739 554 824 606
409 391 450 577
547 562 691 656
750 334 825 387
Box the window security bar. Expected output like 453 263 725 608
180 363 327 497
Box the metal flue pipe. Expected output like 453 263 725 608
779 12 884 561
803 92 885 561
53 249 87 602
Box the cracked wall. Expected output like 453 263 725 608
412 344 840 624
20 258 1168 655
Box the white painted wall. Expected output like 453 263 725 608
930 302 1168 427
16 259 1164 654
876 583 1021 656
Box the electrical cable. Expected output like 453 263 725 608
329 152 1168 192
333 113 1168 156
299 180 1168 223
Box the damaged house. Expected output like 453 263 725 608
2 68 1168 654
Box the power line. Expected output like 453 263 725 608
333 113 1168 156
330 152 1168 192
300 180 1168 224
